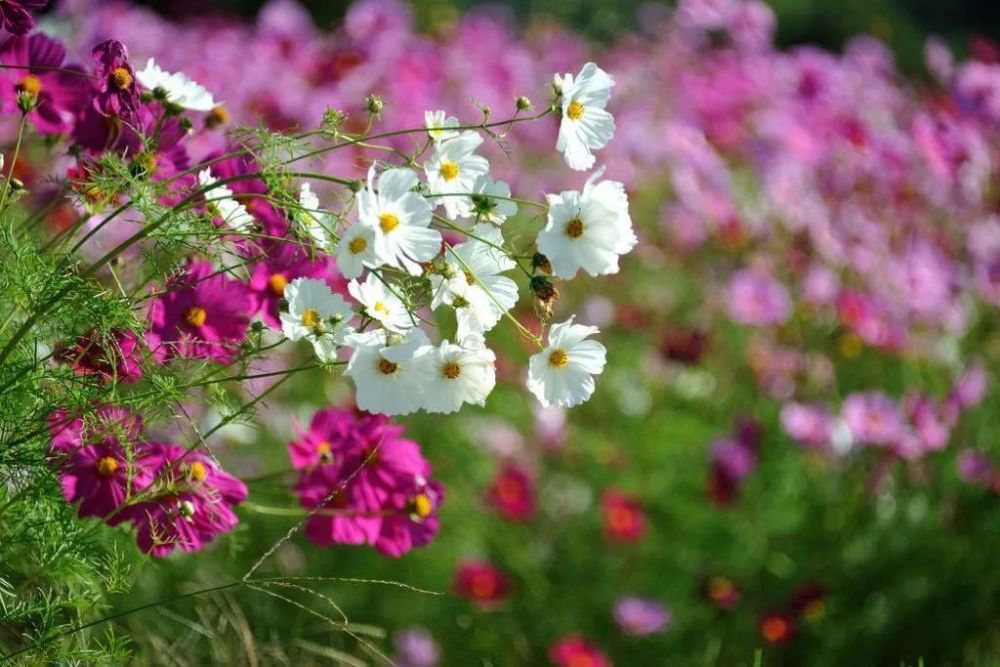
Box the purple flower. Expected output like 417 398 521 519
146 261 252 364
0 0 46 36
780 402 832 447
91 39 138 118
957 449 994 485
120 443 248 557
726 268 791 327
841 391 905 446
0 33 87 134
393 627 440 667
613 596 672 636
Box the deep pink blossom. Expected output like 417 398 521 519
146 261 252 364
0 33 87 133
91 39 138 118
0 0 45 36
55 329 143 383
485 463 536 522
548 635 612 667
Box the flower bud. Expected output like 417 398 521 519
322 107 346 131
530 275 559 318
516 95 532 111
532 252 553 275
364 94 385 118
16 89 37 113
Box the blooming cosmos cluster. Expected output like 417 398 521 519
48 405 247 556
288 407 443 557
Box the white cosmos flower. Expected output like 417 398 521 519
423 336 497 414
537 168 636 278
556 62 615 171
527 317 607 408
469 174 517 225
358 166 440 275
424 131 490 220
136 58 217 112
345 328 432 416
280 278 354 361
425 109 459 143
430 225 518 339
198 169 254 232
335 222 379 280
348 273 413 332
298 182 333 248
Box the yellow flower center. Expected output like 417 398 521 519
206 105 230 128
111 67 133 90
316 441 334 463
268 273 288 296
301 307 321 329
439 161 460 181
442 361 462 379
548 348 569 368
464 270 476 286
379 212 400 233
378 358 399 375
349 236 368 254
95 456 119 477
17 74 42 95
412 493 433 518
184 306 207 327
188 461 208 482
566 99 585 120
136 152 157 175
372 301 389 315
564 218 585 238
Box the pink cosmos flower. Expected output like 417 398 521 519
120 443 248 557
0 33 87 134
613 597 672 636
453 559 511 607
55 329 143 383
726 268 791 327
485 463 536 522
146 261 252 364
247 236 340 329
91 39 139 118
780 402 832 447
548 635 612 667
0 0 46 36
297 468 383 547
48 404 143 455
373 476 444 558
841 391 905 446
393 628 440 667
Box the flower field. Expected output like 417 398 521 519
0 0 997 664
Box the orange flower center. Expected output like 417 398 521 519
268 273 288 296
761 616 790 643
188 461 208 482
548 348 569 368
111 67 133 90
439 161 460 181
95 456 119 477
17 74 42 95
184 306 207 327
301 308 321 329
564 218 584 238
378 358 399 375
566 99 585 120
442 361 461 379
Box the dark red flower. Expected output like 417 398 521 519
789 583 826 621
0 0 46 36
759 611 796 646
55 329 143 384
453 559 511 607
485 463 536 522
600 489 646 543
702 575 742 611
548 634 612 667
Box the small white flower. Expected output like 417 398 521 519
422 336 497 414
430 225 518 339
348 273 413 332
345 328 432 416
469 174 517 225
556 62 615 171
298 182 333 248
358 166 440 275
527 317 607 408
424 131 490 219
280 278 354 361
425 109 459 143
198 169 254 232
335 222 379 280
280 277 353 341
537 168 636 278
136 58 217 112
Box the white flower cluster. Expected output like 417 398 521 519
283 62 632 415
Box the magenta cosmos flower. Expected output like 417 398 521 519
0 33 87 134
780 402 832 448
548 635 612 667
289 408 443 557
453 559 511 607
726 268 792 327
0 0 46 36
613 596 672 636
485 463 536 522
91 39 139 118
841 391 905 446
49 405 151 519
146 261 252 364
119 443 247 557
55 328 143 383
